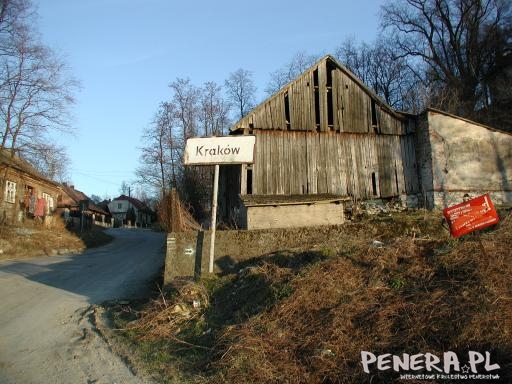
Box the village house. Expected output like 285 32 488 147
108 195 153 228
59 183 111 227
218 55 512 229
0 150 61 225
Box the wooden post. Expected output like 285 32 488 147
209 164 220 273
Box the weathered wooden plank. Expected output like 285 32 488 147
281 131 290 194
327 132 339 193
318 61 328 132
260 131 267 194
297 77 304 130
332 69 339 132
317 133 328 193
336 134 348 195
252 131 261 194
290 82 299 129
401 134 419 193
306 132 318 193
277 131 285 194
309 72 316 130
294 131 304 194
377 135 396 197
348 138 359 197
336 69 345 132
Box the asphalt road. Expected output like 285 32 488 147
0 228 166 384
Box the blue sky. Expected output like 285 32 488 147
34 0 385 199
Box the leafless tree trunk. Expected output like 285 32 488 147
381 0 512 122
225 68 257 120
265 51 321 95
334 38 424 112
199 81 230 136
0 0 78 179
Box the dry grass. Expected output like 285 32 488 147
0 219 84 260
0 218 113 260
113 209 512 384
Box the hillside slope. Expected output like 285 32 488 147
111 210 512 383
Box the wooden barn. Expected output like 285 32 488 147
218 55 420 229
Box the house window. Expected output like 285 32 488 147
118 203 122 209
4 180 16 203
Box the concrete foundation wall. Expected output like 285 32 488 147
164 225 347 284
246 202 345 230
427 191 512 209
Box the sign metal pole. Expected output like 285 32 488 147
209 164 219 273
183 135 255 274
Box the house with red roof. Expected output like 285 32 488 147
59 183 111 227
108 195 153 228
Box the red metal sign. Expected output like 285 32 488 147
443 194 500 237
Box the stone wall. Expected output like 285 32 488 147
164 225 348 284
422 110 512 208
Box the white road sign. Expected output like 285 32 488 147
183 135 255 165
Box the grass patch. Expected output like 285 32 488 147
74 225 114 248
0 218 113 261
107 210 512 383
0 219 85 260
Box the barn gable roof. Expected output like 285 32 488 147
231 55 408 134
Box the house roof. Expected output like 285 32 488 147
112 195 153 213
59 183 109 215
230 54 406 133
0 149 60 189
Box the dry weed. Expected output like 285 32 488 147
214 212 512 383
119 210 512 384
127 279 210 341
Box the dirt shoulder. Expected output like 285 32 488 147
0 221 113 261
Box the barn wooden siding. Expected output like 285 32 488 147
228 56 419 201
232 56 409 135
251 130 419 199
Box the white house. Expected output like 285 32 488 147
108 195 153 227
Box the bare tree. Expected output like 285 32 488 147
199 81 230 136
381 0 512 121
170 78 199 140
225 68 257 120
119 181 131 196
22 142 70 181
136 102 181 197
139 79 230 220
0 0 77 178
265 51 321 95
334 38 424 112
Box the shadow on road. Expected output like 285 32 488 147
0 228 167 303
